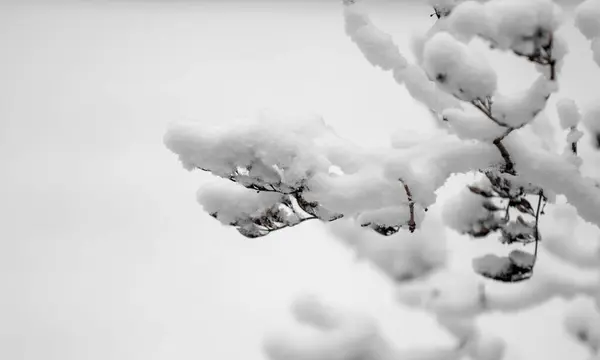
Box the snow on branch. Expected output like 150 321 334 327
164 112 352 237
165 1 600 358
198 181 336 238
423 31 498 102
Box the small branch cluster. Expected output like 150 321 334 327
431 6 452 19
513 31 557 81
468 170 547 282
210 193 321 238
200 166 342 238
360 180 418 235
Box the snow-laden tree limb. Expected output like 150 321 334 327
165 1 600 359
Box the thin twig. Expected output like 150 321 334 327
402 181 417 233
532 191 544 266
468 99 518 175
546 34 556 81
570 126 578 155
492 138 516 175
471 99 510 128
198 167 302 195
263 215 319 234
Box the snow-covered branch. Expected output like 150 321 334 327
165 2 600 359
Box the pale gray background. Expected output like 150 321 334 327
0 1 597 360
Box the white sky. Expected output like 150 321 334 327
0 1 598 360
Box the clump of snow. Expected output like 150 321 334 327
582 103 600 145
385 134 500 208
443 0 563 65
423 32 497 101
484 0 562 52
446 1 488 43
344 3 408 71
326 213 447 282
592 37 600 67
442 178 500 235
472 255 516 281
409 30 428 64
564 297 600 352
164 111 369 194
442 108 505 141
436 315 476 341
582 103 600 133
491 76 558 128
305 166 407 216
291 294 340 330
263 295 389 360
529 112 559 151
197 181 283 225
540 201 600 268
397 250 600 317
397 270 485 317
394 64 461 113
556 98 581 129
265 293 490 360
505 133 600 228
566 129 584 144
575 0 600 40
464 332 506 360
509 249 535 269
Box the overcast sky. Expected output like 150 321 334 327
0 1 597 360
